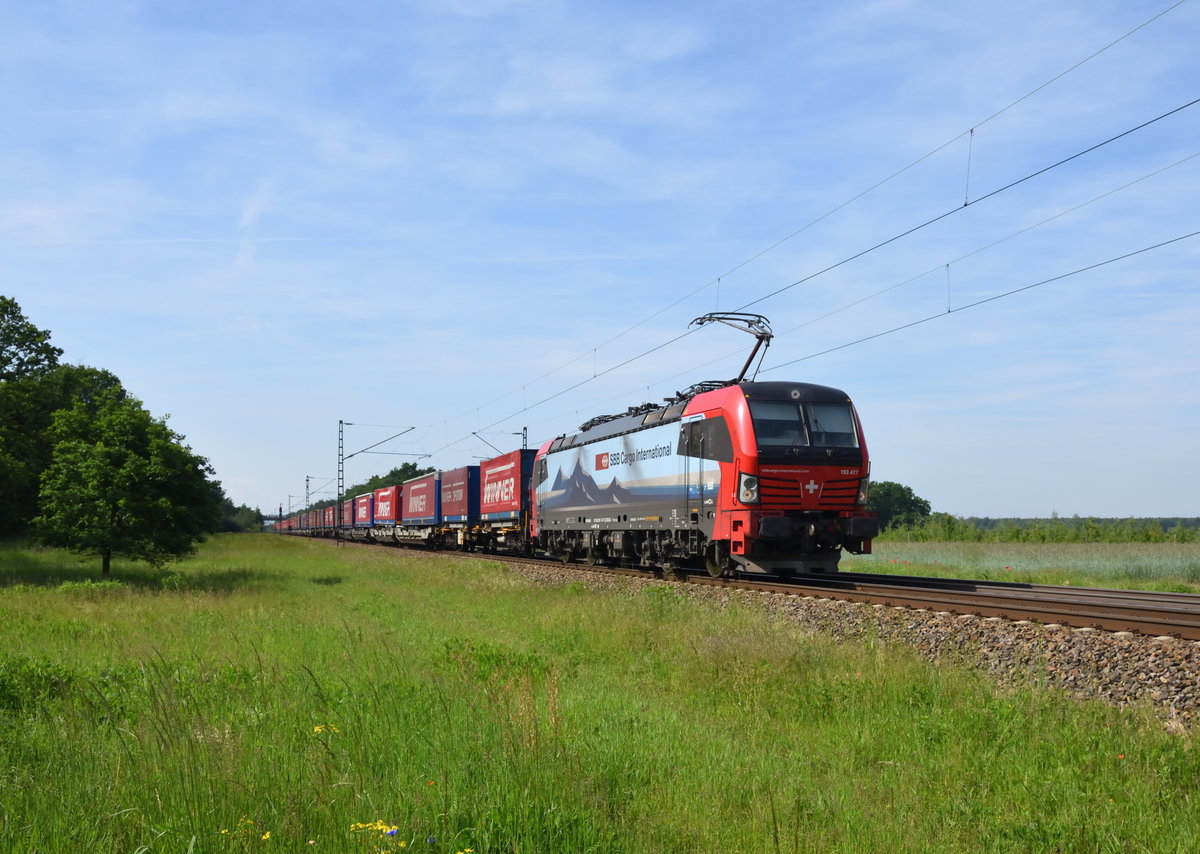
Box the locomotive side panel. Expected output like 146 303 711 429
536 418 708 533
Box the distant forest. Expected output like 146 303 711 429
880 514 1200 544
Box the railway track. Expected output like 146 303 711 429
475 549 1200 640
694 572 1200 640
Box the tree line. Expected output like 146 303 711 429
1 297 261 574
868 480 1198 544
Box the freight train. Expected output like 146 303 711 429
278 374 878 576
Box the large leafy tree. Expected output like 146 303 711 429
0 296 62 382
868 480 933 530
1 298 64 534
0 363 125 536
34 390 222 575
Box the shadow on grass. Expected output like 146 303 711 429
0 546 281 594
310 576 343 586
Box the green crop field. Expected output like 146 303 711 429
844 541 1200 592
2 535 1198 853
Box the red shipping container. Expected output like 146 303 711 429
480 449 535 520
324 505 335 527
354 493 374 526
342 500 354 527
402 472 440 524
373 485 398 524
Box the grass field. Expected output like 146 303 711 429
2 535 1199 853
844 541 1200 592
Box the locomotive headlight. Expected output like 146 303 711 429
739 473 759 504
858 478 870 505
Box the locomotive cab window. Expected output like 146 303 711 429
749 400 859 453
678 416 734 462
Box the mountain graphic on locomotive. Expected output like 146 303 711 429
280 314 877 576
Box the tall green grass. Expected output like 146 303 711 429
2 535 1198 852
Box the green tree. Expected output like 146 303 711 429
0 298 64 535
868 480 932 530
0 364 125 536
0 296 62 382
34 391 222 575
219 496 264 532
0 298 133 536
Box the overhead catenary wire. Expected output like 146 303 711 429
775 150 1200 336
421 95 1200 458
761 229 1200 372
418 1 1190 435
536 146 1200 438
732 96 1200 314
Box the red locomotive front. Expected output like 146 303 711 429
692 381 876 575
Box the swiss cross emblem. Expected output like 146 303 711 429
804 480 819 494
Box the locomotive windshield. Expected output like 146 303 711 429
749 400 859 454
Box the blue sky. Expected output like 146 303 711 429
5 0 1198 519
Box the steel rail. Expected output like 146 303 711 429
694 574 1200 640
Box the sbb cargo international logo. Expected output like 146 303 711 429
594 444 672 470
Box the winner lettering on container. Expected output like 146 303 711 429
483 477 515 504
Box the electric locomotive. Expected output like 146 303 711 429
531 378 876 575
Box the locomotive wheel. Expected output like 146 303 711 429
705 543 733 578
584 547 604 566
